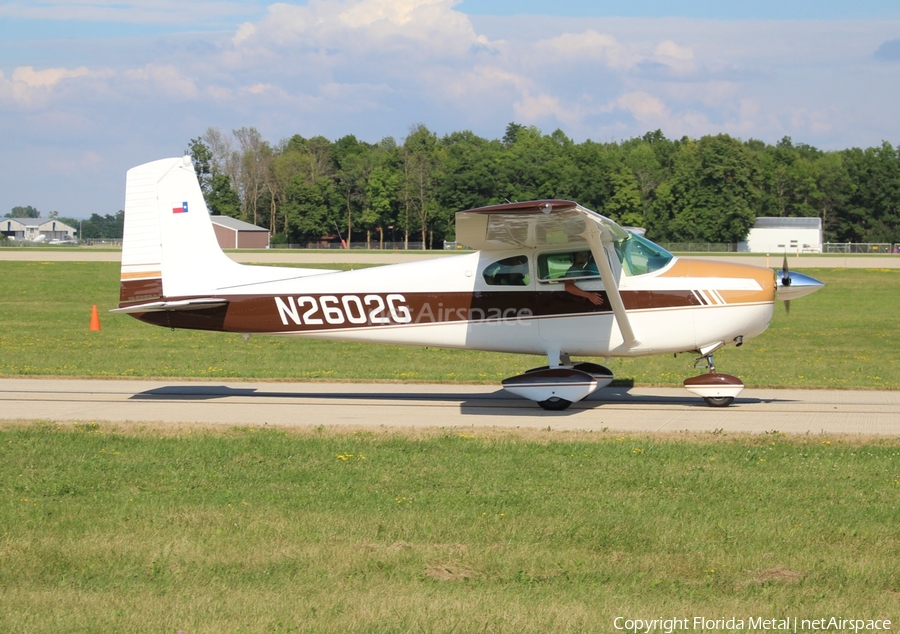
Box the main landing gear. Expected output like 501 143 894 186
502 345 745 410
501 354 614 411
682 348 744 407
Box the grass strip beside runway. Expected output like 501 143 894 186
1 423 898 633
0 262 898 388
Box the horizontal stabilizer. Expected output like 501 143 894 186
110 298 229 314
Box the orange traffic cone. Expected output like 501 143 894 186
89 305 101 331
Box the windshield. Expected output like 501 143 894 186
613 232 673 276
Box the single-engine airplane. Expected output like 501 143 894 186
113 156 823 410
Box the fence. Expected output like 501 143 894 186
663 242 900 254
823 242 897 254
269 241 425 250
659 243 738 253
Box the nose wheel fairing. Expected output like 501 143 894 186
683 371 744 407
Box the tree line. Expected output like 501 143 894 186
8 124 899 246
188 124 900 247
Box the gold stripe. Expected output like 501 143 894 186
120 271 162 280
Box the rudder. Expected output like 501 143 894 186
119 156 242 305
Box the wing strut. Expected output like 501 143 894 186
582 218 640 349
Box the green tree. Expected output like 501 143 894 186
205 174 242 218
361 137 402 248
233 126 270 226
333 134 378 247
603 167 644 227
654 135 758 243
838 142 900 243
401 124 441 248
188 137 214 196
6 205 40 218
813 152 850 241
435 130 499 227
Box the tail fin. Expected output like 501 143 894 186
119 156 338 310
120 156 242 304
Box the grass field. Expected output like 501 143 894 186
1 423 898 633
0 261 897 389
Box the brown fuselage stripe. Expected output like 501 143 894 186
123 288 770 333
120 278 163 303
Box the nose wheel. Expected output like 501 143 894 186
538 396 573 411
683 352 744 407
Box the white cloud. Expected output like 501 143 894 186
123 64 199 100
615 91 668 122
46 150 105 175
789 107 835 137
241 82 276 96
230 0 484 59
653 40 696 73
532 30 636 70
0 0 263 26
0 65 112 108
12 65 91 87
337 0 455 28
427 64 529 107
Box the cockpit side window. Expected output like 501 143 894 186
613 232 673 276
482 255 530 286
537 250 601 282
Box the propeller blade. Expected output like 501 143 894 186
784 299 791 315
781 254 791 287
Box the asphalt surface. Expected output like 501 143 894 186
2 378 897 435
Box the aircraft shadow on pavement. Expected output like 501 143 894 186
130 384 768 416
461 386 767 417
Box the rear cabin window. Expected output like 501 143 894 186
537 250 601 282
482 255 530 286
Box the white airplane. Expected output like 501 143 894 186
113 156 823 410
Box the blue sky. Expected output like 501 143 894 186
2 0 900 220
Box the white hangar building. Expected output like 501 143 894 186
2 217 78 242
738 217 823 254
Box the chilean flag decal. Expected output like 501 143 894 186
172 201 188 214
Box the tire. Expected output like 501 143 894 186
703 396 734 408
538 397 572 411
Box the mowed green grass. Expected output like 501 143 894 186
1 423 898 633
0 260 897 388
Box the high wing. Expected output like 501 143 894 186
456 200 639 347
455 199 632 250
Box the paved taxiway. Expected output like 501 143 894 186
2 378 897 435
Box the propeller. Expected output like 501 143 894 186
775 256 824 308
780 254 792 314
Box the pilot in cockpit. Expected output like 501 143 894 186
564 251 598 277
563 251 604 306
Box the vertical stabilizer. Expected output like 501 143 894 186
119 156 243 305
